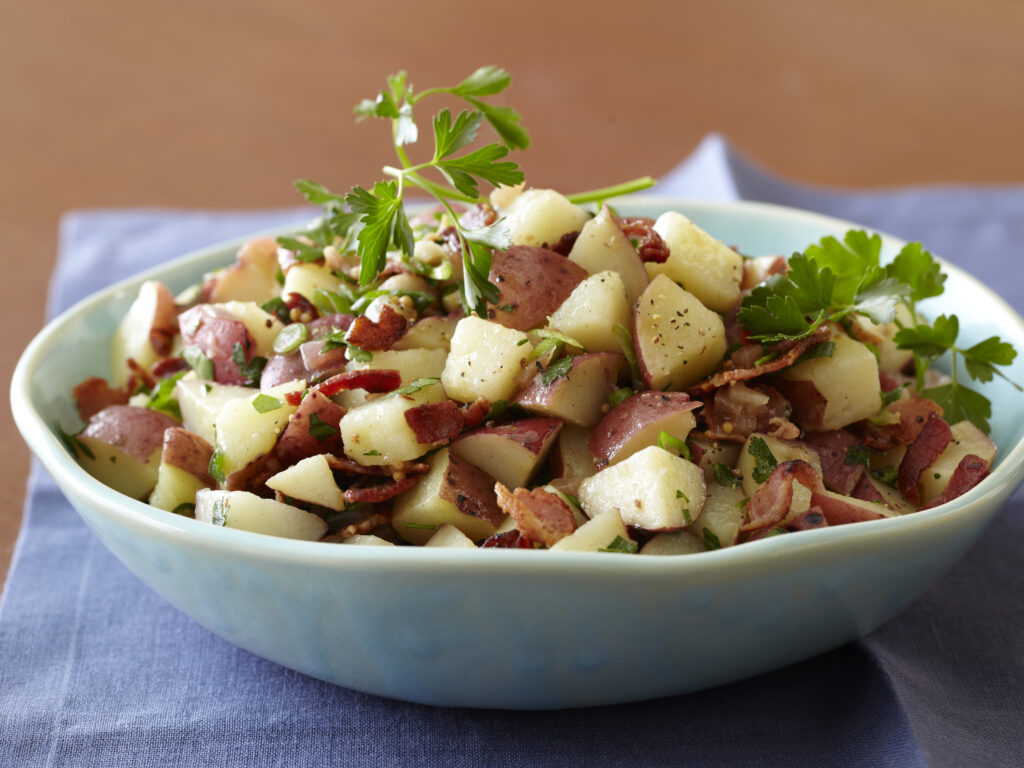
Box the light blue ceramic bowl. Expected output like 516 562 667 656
13 198 1024 709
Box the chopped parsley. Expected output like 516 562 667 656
702 527 721 551
658 431 692 461
747 436 778 484
600 535 639 554
182 346 214 381
273 323 310 354
251 393 283 414
713 463 742 489
308 413 339 443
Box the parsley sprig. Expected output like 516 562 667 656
739 230 1018 433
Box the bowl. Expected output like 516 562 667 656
13 198 1024 709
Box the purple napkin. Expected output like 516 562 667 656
4 143 1023 767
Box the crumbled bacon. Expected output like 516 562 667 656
322 512 392 543
786 507 828 531
802 430 864 495
810 491 888 525
314 368 402 396
404 400 463 444
345 304 408 351
862 397 944 451
150 356 190 378
898 414 953 504
72 377 130 421
851 474 888 506
742 460 824 532
699 382 798 443
547 231 579 256
459 398 491 429
344 476 418 504
284 291 319 323
920 454 990 510
617 216 670 263
494 483 576 548
325 454 429 479
688 326 832 396
481 530 533 548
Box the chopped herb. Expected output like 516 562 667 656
702 527 721 551
251 393 283 413
387 377 440 398
600 535 639 554
748 436 778 484
608 387 634 408
612 323 642 388
795 340 835 363
763 528 787 538
210 496 227 526
658 431 692 460
346 343 373 363
276 235 325 263
541 356 573 386
171 502 196 516
880 387 903 407
872 466 899 487
273 323 310 354
57 424 95 460
844 444 870 467
404 521 438 531
363 449 381 457
182 346 214 381
209 447 226 484
308 413 339 443
231 342 267 387
713 463 742 488
319 326 348 353
261 296 291 323
311 287 355 316
146 371 187 420
529 328 584 361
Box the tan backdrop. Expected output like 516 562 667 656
3 0 1023 585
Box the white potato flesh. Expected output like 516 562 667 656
335 348 448 410
578 446 706 531
441 316 533 403
425 524 478 549
195 489 326 540
149 463 208 512
782 334 881 431
920 420 996 503
206 237 280 304
213 381 304 476
640 530 705 555
391 315 460 351
848 304 915 374
110 280 177 387
503 189 590 248
648 211 743 313
76 438 162 500
340 381 446 467
176 377 256 445
265 454 345 510
549 510 631 552
391 448 502 545
687 482 745 548
281 261 340 303
217 301 285 358
567 206 649 304
634 274 727 391
737 432 822 500
339 535 395 546
548 271 631 353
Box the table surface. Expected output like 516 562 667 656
3 0 1023 589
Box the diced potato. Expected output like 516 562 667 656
213 381 305 476
780 334 881 431
340 380 447 466
265 454 345 510
737 432 822 500
648 211 743 313
548 270 631 353
640 530 705 555
502 188 590 248
339 534 395 546
149 462 208 512
110 280 178 386
549 510 631 552
391 315 460 351
195 489 327 540
441 316 533 403
217 301 284 358
176 376 256 445
687 482 745 548
919 420 996 503
281 261 340 303
633 274 728 391
848 304 916 374
204 237 280 304
578 446 706 531
567 206 649 304
335 348 448 410
425 524 478 549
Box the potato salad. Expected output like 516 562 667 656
64 67 1016 554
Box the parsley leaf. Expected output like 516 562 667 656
747 436 778 484
308 413 339 443
600 535 639 554
541 356 573 386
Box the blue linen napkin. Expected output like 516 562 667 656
4 141 1023 767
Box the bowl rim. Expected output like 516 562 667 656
13 196 1024 573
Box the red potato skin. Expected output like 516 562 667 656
275 390 346 466
146 281 180 357
802 429 864 495
178 305 257 385
588 391 701 468
457 416 563 455
486 246 587 331
80 405 181 464
439 452 505 527
809 491 888 525
514 352 622 428
161 427 215 483
260 352 310 390
767 377 827 433
899 414 953 504
920 454 990 510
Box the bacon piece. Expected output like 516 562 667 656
439 453 505 526
494 483 576 548
151 356 190 378
283 291 319 323
224 453 283 494
345 304 408 351
863 397 944 451
851 474 887 505
810 491 888 525
688 326 832 395
617 216 670 263
920 454 990 510
404 401 463 445
315 369 402 396
343 476 418 504
786 507 828 531
459 398 491 429
741 460 824 532
481 530 533 548
547 231 580 256
802 430 864 495
898 414 953 504
73 377 130 421
322 512 393 543
275 390 345 466
699 382 798 443
178 304 257 385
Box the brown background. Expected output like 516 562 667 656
3 0 1023 587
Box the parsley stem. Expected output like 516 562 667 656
566 176 657 205
384 165 478 204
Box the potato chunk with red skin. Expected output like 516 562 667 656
589 391 701 469
486 246 587 331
